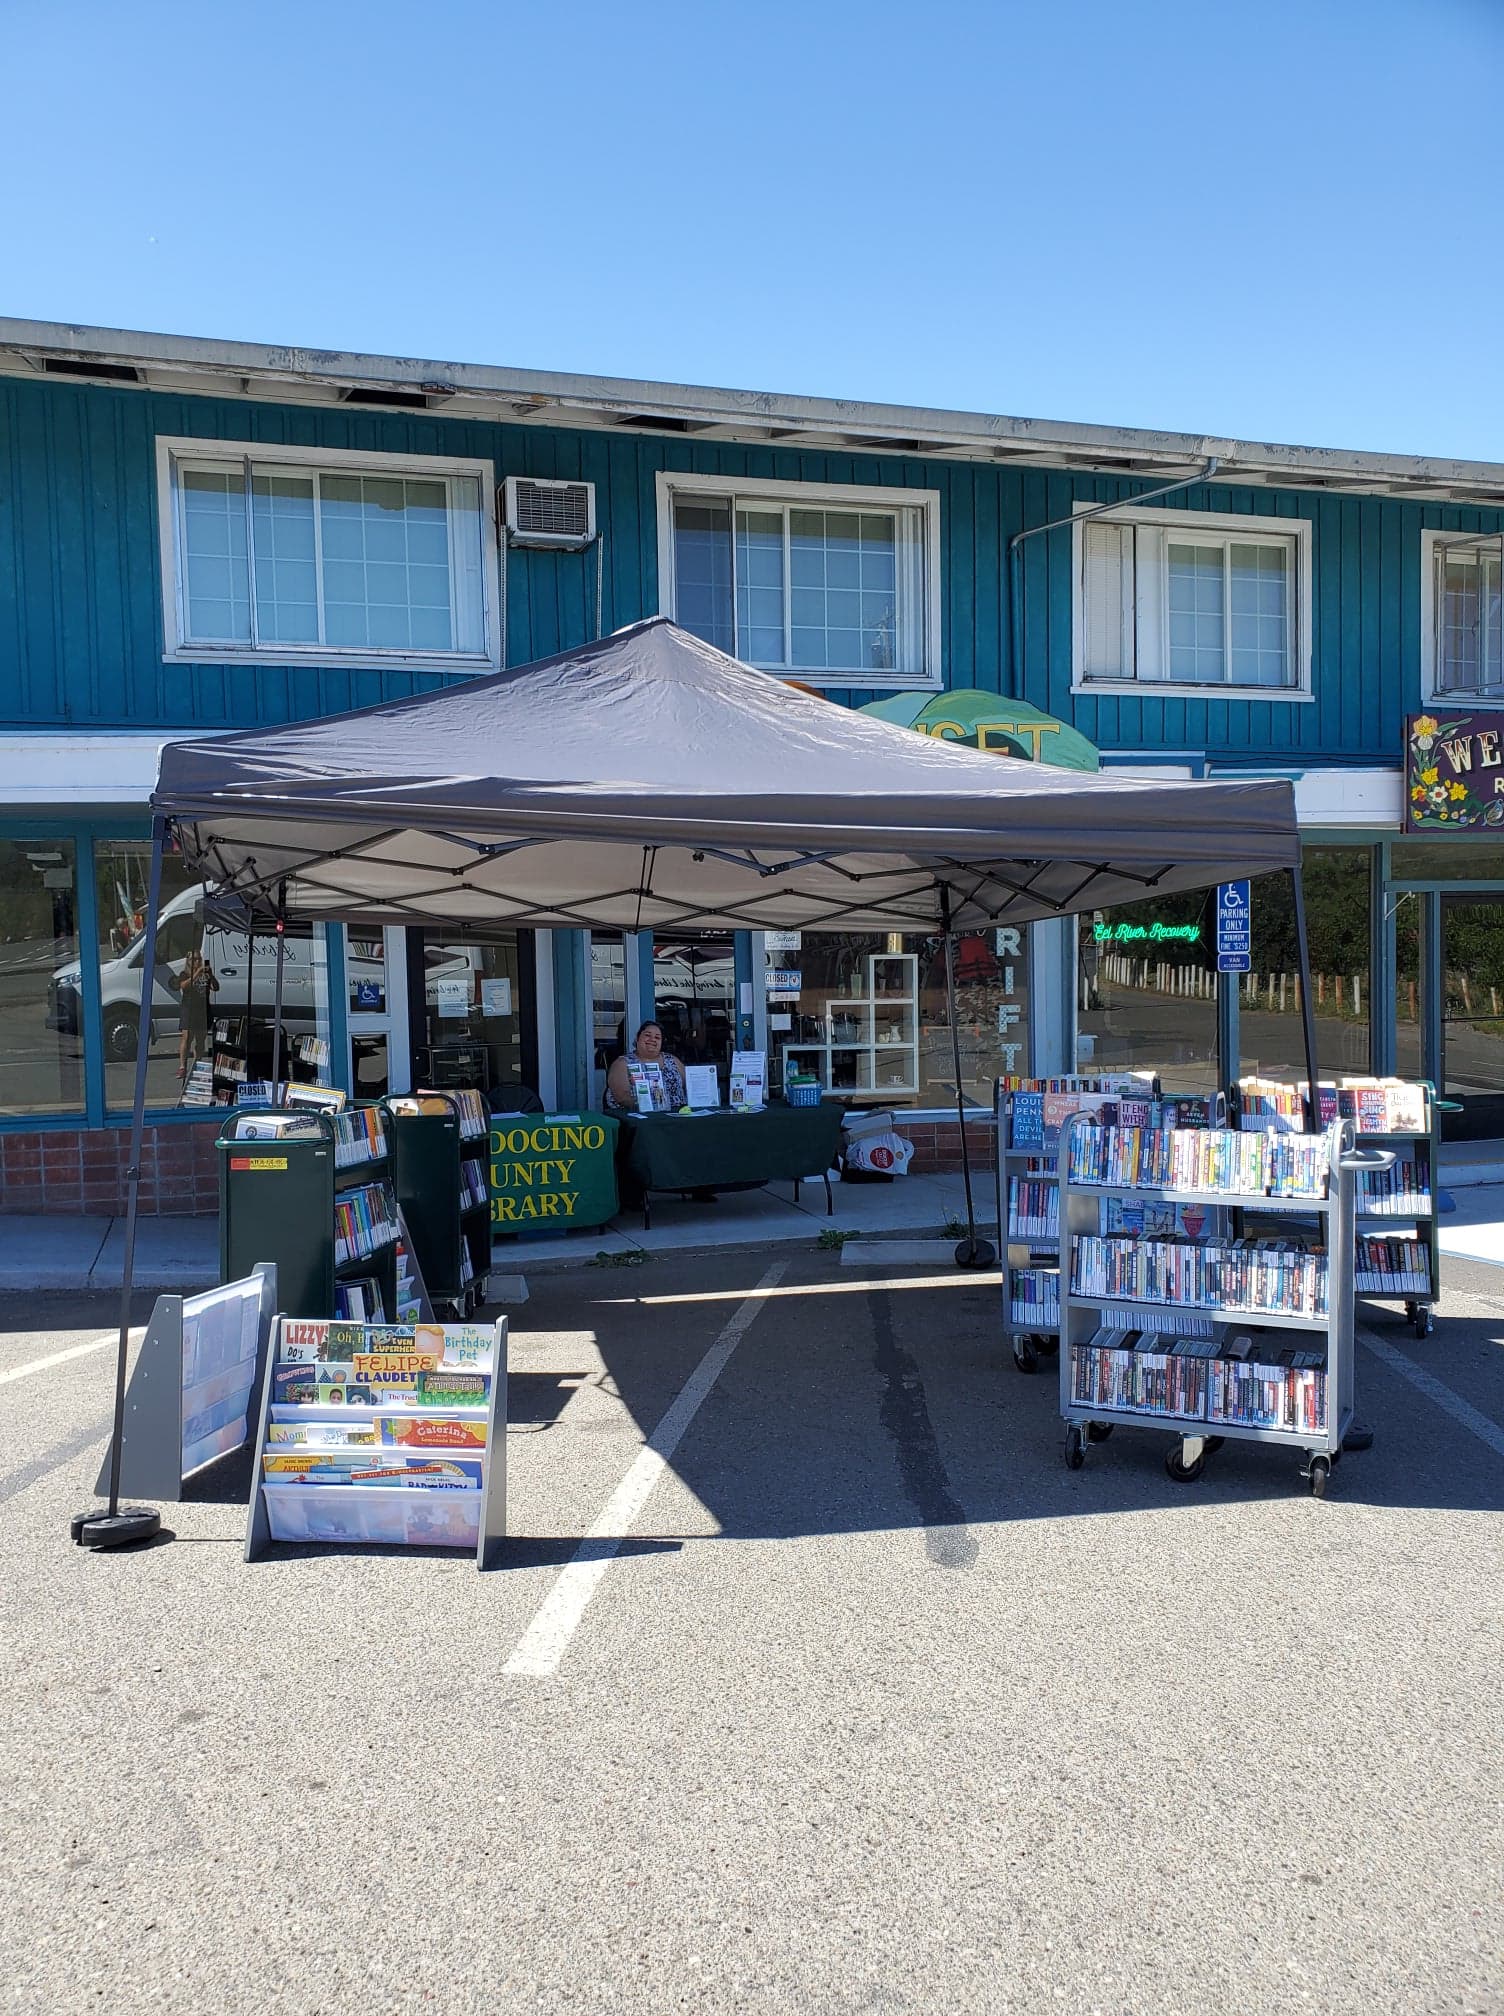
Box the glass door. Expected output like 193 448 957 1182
652 934 736 1090
1442 897 1504 1138
346 927 408 1099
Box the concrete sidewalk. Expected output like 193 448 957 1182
4 1136 1496 1294
0 1167 1000 1292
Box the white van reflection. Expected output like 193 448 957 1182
49 884 337 1061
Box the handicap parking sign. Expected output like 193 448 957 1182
1216 881 1251 972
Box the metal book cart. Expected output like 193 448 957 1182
382 1090 491 1317
994 1080 1063 1375
1057 1112 1382 1498
1232 1078 1450 1340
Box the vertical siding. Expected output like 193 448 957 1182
0 372 1494 764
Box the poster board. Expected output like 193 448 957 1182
94 1264 278 1501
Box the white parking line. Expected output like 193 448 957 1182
1360 1326 1504 1461
505 1259 788 1679
0 1331 127 1387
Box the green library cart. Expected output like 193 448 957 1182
383 1091 491 1315
217 1105 399 1322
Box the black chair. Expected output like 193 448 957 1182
487 1081 545 1117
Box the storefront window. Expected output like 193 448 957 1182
1 838 83 1115
766 929 1028 1108
1395 892 1423 1081
92 845 333 1111
1242 848 1372 1080
1078 891 1217 1093
93 841 210 1110
1389 840 1504 882
1442 898 1504 1131
419 930 534 1100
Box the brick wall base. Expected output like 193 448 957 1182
0 1111 992 1217
879 1117 996 1178
0 1121 221 1217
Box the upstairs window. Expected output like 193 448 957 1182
1074 505 1311 696
1424 530 1504 698
157 439 499 668
659 474 940 687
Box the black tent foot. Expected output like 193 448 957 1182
71 1506 161 1549
953 1236 997 1270
1342 1420 1374 1454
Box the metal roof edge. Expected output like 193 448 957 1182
3 315 1504 498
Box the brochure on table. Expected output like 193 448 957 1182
683 1064 720 1110
729 1051 766 1110
244 1315 508 1568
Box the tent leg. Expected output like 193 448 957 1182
270 884 287 1095
1289 865 1320 1131
942 918 996 1272
72 816 168 1550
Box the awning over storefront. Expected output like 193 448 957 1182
151 617 1297 935
857 691 1100 771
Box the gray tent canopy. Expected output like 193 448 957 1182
152 617 1300 935
78 618 1321 1546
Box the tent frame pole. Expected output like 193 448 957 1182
1289 865 1320 1131
940 891 995 1270
72 814 168 1549
270 883 287 1095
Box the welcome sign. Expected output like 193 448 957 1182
489 1113 619 1229
1406 711 1504 832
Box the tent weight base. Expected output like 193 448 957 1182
71 1506 161 1549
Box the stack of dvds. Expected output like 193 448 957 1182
1007 1177 1059 1242
333 1182 400 1265
332 1106 389 1169
1070 1328 1327 1433
1067 1124 1329 1199
1354 1235 1430 1295
1355 1153 1432 1217
459 1157 489 1210
1071 1234 1330 1319
1008 1266 1059 1328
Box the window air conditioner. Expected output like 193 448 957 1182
503 476 596 550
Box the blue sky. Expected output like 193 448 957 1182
5 0 1502 459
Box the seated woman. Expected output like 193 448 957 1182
605 1019 687 1115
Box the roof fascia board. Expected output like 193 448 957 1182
4 316 1504 501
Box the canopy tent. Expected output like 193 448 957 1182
151 617 1299 936
78 618 1319 1547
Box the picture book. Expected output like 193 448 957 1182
265 1418 378 1447
420 1321 494 1368
262 1452 483 1488
375 1414 488 1450
413 1368 490 1408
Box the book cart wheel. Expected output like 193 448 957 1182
1033 1333 1059 1356
1011 1337 1039 1374
1064 1424 1086 1470
1086 1421 1113 1442
1164 1440 1206 1484
1407 1300 1434 1340
1307 1455 1332 1499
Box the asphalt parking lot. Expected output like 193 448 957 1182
2 1252 1501 2016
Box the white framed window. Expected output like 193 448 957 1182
156 438 501 669
656 471 941 688
1421 527 1504 700
1072 503 1312 699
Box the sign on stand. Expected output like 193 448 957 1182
1216 881 1251 973
94 1264 278 1501
489 1113 619 1230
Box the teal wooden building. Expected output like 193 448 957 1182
2 317 1502 1212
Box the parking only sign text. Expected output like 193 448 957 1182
1216 881 1251 972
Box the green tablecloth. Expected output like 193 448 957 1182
622 1103 845 1193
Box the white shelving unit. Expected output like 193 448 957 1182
1058 1112 1370 1496
784 952 918 1098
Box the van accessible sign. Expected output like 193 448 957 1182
1406 712 1504 831
1216 882 1251 973
489 1113 619 1229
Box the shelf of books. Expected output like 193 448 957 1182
382 1089 491 1315
1237 1075 1444 1340
994 1074 1220 1374
1059 1110 1362 1495
243 1316 507 1567
217 1100 401 1322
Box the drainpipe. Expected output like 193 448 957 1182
1004 456 1220 698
